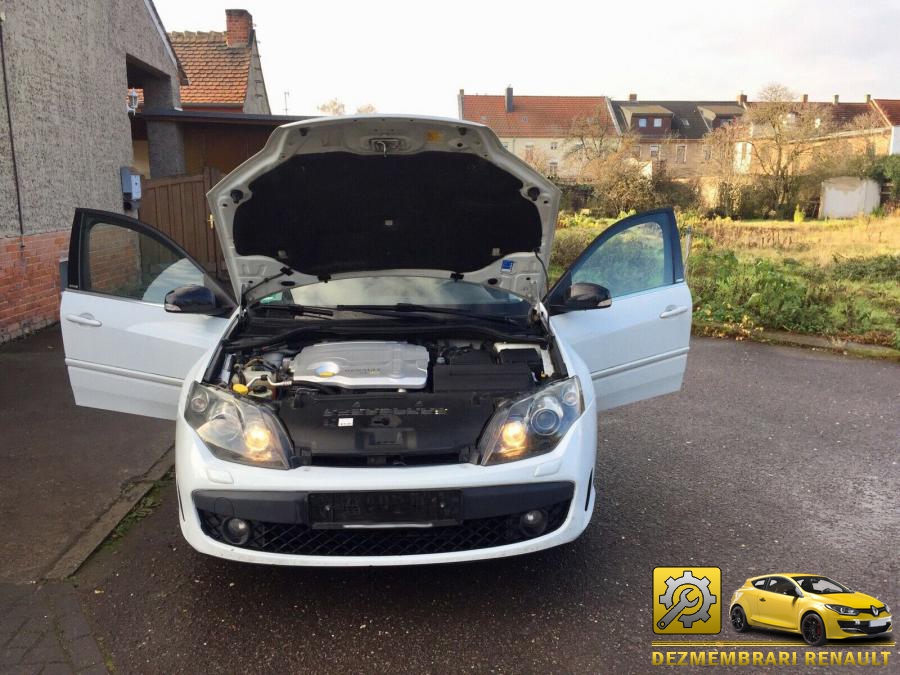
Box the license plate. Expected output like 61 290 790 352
309 490 462 528
870 619 888 627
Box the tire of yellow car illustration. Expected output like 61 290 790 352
730 606 749 632
801 612 827 646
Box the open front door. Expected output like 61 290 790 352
547 208 691 411
60 209 235 420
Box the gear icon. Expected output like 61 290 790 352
659 570 717 628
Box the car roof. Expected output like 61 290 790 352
748 573 822 581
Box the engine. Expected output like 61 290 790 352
219 339 555 466
290 341 429 390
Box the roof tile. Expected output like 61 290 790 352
460 95 613 137
168 31 250 106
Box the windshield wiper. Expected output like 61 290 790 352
251 302 334 317
336 303 525 325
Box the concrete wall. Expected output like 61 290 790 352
0 0 183 341
819 177 881 218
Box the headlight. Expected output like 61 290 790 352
184 383 293 469
824 604 860 616
478 377 584 465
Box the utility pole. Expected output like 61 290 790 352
283 90 290 115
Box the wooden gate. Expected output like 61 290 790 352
139 168 228 279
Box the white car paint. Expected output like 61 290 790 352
60 114 692 566
207 115 560 304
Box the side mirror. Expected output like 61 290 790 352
794 587 804 598
565 282 612 310
165 285 219 314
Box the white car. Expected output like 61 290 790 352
60 115 691 566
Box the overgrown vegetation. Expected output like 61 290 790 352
549 213 900 349
541 83 895 220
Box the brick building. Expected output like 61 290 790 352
0 0 186 342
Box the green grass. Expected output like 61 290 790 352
549 213 900 348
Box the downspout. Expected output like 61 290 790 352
0 11 24 248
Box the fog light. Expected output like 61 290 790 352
519 509 548 537
222 517 251 545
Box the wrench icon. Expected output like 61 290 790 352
657 589 700 629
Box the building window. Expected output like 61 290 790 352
703 146 712 161
649 144 660 159
524 144 534 162
676 145 686 164
638 118 648 128
682 119 690 127
632 145 641 160
548 160 559 176
550 141 559 150
653 118 663 128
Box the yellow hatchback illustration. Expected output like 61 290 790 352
730 574 892 646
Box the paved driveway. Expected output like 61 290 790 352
72 338 900 673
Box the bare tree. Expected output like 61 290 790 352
317 98 346 116
739 83 837 213
702 121 745 216
355 103 377 114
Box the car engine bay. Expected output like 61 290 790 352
210 337 562 467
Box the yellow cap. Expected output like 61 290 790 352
232 383 249 395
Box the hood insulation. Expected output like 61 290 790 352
232 151 544 277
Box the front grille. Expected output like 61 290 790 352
838 620 891 635
198 500 570 557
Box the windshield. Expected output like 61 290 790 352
791 576 851 594
258 276 533 315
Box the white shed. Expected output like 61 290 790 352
819 177 881 218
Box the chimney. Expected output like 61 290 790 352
801 94 808 104
225 9 252 48
628 93 637 102
457 89 465 119
505 86 514 113
865 94 872 104
833 94 840 104
737 93 748 106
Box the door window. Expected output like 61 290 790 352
570 220 668 297
766 577 796 595
83 220 204 304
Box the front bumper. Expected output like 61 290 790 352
831 615 893 638
175 398 597 566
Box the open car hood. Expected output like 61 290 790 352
207 115 560 304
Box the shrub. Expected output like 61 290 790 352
828 255 900 283
552 227 601 269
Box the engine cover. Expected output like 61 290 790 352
290 341 429 390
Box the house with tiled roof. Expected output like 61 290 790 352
168 9 270 114
734 94 894 177
609 96 746 178
872 99 900 154
458 88 616 179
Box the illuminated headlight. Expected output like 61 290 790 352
478 377 584 466
184 382 293 469
824 604 860 616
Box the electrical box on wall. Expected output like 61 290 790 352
120 166 142 210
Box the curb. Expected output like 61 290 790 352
692 322 900 362
43 446 175 580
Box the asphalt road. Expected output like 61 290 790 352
73 338 899 674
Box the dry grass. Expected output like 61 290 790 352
690 216 900 265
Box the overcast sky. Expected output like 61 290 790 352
154 0 900 118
